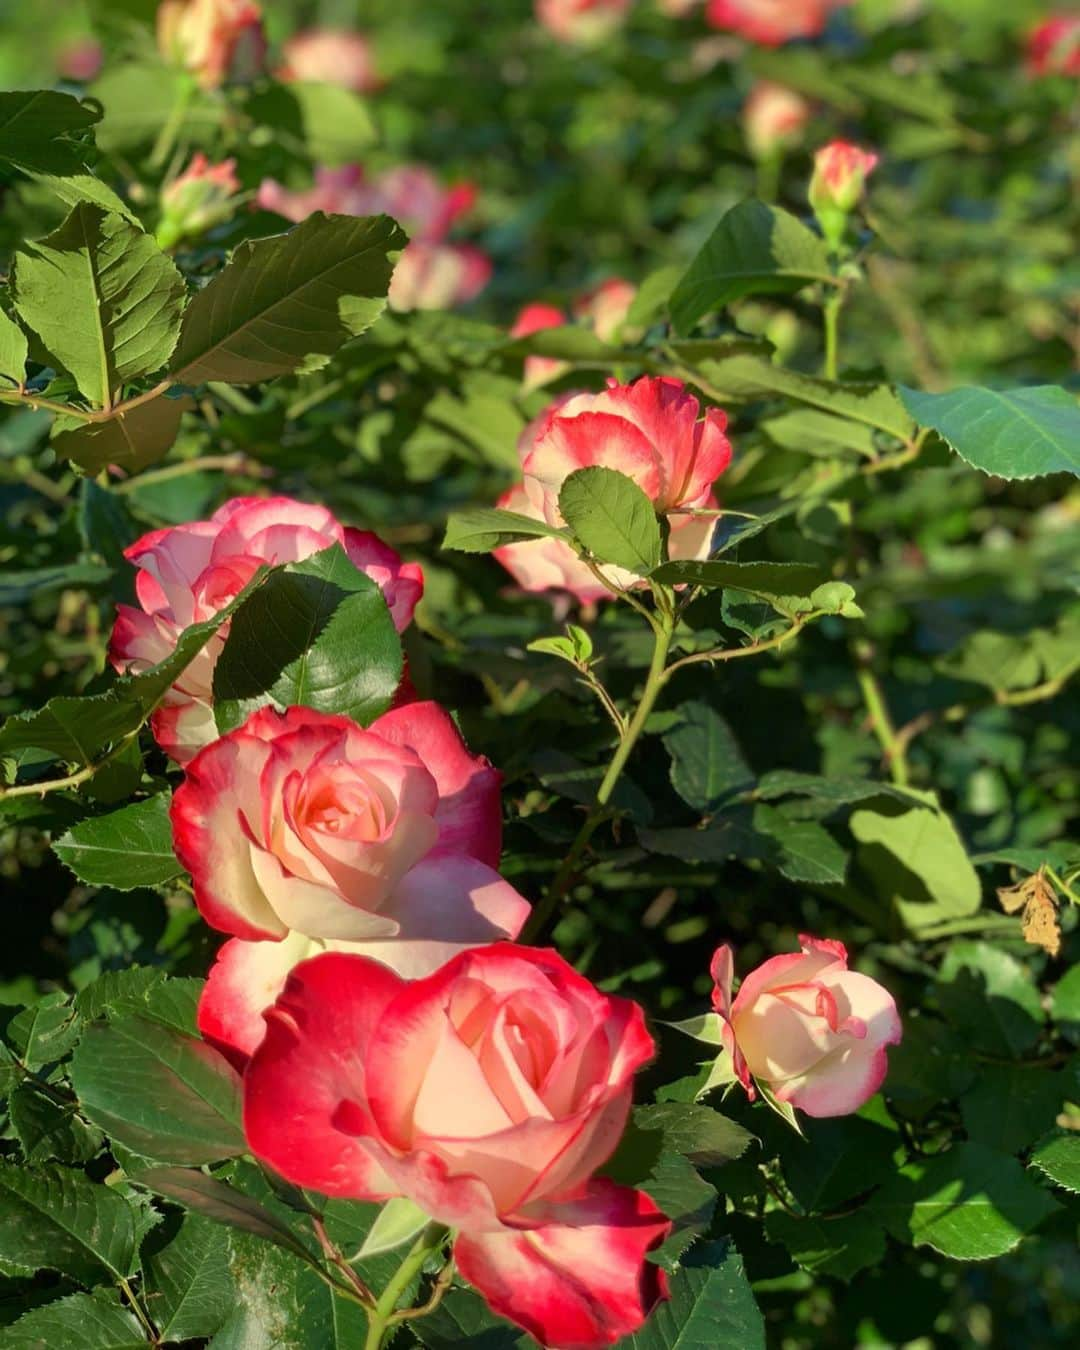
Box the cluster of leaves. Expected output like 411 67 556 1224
0 0 1078 1347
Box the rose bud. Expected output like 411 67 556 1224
278 28 382 93
494 375 730 602
1026 16 1080 78
706 0 850 45
536 0 633 46
511 302 570 391
574 277 637 344
742 81 811 161
156 153 241 250
710 935 902 1118
156 0 267 90
174 703 529 1065
108 495 423 764
244 945 670 1349
808 138 879 249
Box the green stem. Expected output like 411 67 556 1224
822 291 843 381
364 1224 448 1350
522 597 676 943
854 654 909 788
150 78 195 171
756 154 782 203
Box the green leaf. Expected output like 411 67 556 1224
442 507 567 553
0 1291 147 1349
850 798 981 930
936 941 1045 1058
765 1209 886 1281
412 1287 532 1349
169 213 406 385
70 1017 244 1164
777 1110 899 1212
959 1065 1069 1154
899 384 1080 479
634 1103 754 1169
0 563 113 606
628 1239 765 1349
0 90 100 175
53 795 182 891
355 1198 429 1259
1029 1131 1080 1195
7 992 81 1068
663 701 753 813
0 564 268 770
133 1168 312 1261
869 1143 1060 1259
90 62 216 154
52 394 190 475
670 200 833 335
1052 964 1080 1038
761 408 878 460
0 1159 137 1283
0 307 28 386
244 83 376 166
650 558 828 596
142 1214 236 1343
211 544 402 734
751 804 849 884
755 770 919 811
939 631 1043 694
558 467 662 575
9 1082 104 1165
12 204 185 408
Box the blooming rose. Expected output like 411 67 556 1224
574 278 637 344
157 153 241 249
743 82 812 160
536 0 633 45
175 701 530 1064
109 496 422 765
156 0 266 89
705 0 849 45
244 945 669 1348
495 376 729 602
711 935 902 1117
279 28 382 92
1026 16 1080 77
257 164 491 312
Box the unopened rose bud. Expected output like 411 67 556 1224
743 82 811 161
536 0 631 45
574 277 637 344
156 0 267 90
157 153 241 249
808 139 878 249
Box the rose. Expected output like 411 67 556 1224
244 944 670 1348
743 82 811 161
156 0 266 89
279 28 382 92
536 0 633 46
157 153 241 250
573 277 637 344
511 281 636 392
494 376 730 602
705 0 849 45
1027 17 1080 78
809 139 879 215
174 701 529 1063
710 935 902 1117
108 495 423 764
512 302 570 391
257 165 491 311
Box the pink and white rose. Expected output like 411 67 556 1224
279 28 382 93
574 277 637 344
495 376 730 602
1026 16 1080 78
706 0 849 45
511 301 570 391
711 935 902 1117
743 82 812 160
536 0 633 45
809 139 879 215
108 496 422 765
156 0 266 89
244 944 669 1348
157 153 242 249
174 702 529 1064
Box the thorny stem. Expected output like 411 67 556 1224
311 1215 375 1307
0 727 144 802
0 378 173 425
363 1223 449 1350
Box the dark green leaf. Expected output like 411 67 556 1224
0 1291 146 1349
133 1168 312 1261
7 993 81 1069
670 200 833 335
960 1065 1069 1154
936 942 1045 1058
1029 1131 1080 1195
663 702 753 813
443 507 567 553
628 1239 765 1349
764 1210 886 1281
70 1017 244 1164
634 1103 754 1168
0 90 100 175
899 384 1080 479
143 1214 236 1343
52 395 190 475
412 1287 532 1349
169 213 405 385
53 795 182 891
244 83 375 166
9 1083 104 1165
0 564 112 607
0 308 28 386
558 467 662 575
212 544 402 734
650 558 828 596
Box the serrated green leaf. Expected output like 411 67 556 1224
0 1160 138 1284
558 466 662 575
936 941 1045 1058
754 770 916 809
169 213 405 385
899 384 1080 479
664 702 753 813
628 1239 765 1349
142 1214 236 1343
939 630 1043 694
52 394 190 475
411 1286 531 1349
869 1143 1059 1259
0 90 100 175
1029 1131 1080 1194
0 308 28 386
650 557 828 595
244 83 376 166
53 795 182 890
764 1209 886 1281
0 1290 146 1349
12 204 185 408
761 407 878 459
635 1103 754 1169
670 200 833 335
211 544 402 734
7 992 81 1069
9 1082 104 1165
960 1065 1068 1154
70 1017 244 1164
443 507 567 553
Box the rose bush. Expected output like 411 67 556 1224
244 944 670 1348
108 495 423 763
